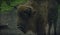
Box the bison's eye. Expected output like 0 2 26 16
24 8 32 16
18 8 32 20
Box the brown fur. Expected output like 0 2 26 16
16 0 52 35
16 2 38 33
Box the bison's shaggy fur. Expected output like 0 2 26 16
16 0 60 35
16 1 48 35
16 3 38 33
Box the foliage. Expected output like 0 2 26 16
0 0 60 13
0 0 28 13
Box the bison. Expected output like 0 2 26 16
16 0 60 35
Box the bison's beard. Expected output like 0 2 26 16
17 20 29 33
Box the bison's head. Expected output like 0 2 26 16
17 5 36 20
17 5 36 33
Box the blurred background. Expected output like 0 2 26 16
0 0 60 35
